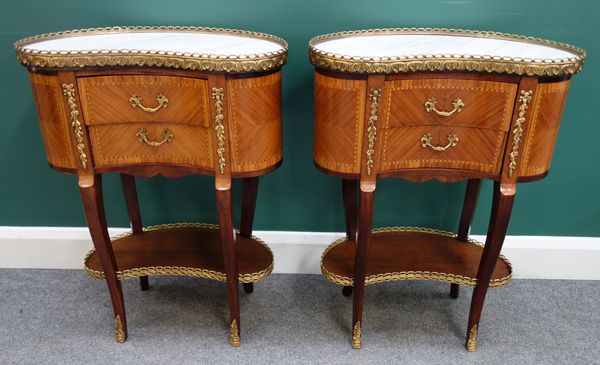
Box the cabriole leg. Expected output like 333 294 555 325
466 181 515 352
79 174 127 343
452 179 482 298
216 188 241 347
240 177 259 294
342 179 358 297
120 174 148 291
351 189 375 349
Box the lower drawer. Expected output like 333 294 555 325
89 122 213 168
381 126 506 174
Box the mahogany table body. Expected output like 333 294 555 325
16 26 287 346
310 28 585 351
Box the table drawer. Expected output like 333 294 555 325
89 122 213 168
78 75 209 126
381 125 506 173
384 79 517 131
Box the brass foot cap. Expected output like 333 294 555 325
230 319 241 347
466 324 478 352
115 315 126 343
351 321 362 349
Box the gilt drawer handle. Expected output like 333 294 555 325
136 128 174 147
421 132 459 151
424 97 464 117
129 93 168 112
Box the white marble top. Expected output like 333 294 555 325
22 31 285 57
314 33 578 61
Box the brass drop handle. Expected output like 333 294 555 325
424 97 464 117
129 93 168 112
136 128 174 147
421 132 459 151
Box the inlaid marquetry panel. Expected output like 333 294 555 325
520 80 570 177
384 79 517 131
314 72 366 174
88 122 213 168
227 71 282 173
381 126 506 173
77 75 209 126
28 73 76 170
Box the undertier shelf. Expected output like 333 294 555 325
321 227 512 288
84 223 273 283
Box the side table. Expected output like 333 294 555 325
15 26 287 346
309 28 585 351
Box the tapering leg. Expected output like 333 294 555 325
79 174 127 343
120 174 148 291
239 177 259 294
452 179 482 298
466 182 515 352
342 179 358 240
216 188 240 347
351 189 375 349
342 179 358 297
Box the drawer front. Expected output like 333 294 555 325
89 122 213 168
381 126 506 173
78 75 209 126
384 79 517 131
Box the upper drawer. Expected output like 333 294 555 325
384 79 517 131
77 75 209 126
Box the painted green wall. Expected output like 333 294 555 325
1 0 598 236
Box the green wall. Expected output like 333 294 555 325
1 0 598 236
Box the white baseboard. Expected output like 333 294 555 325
1 226 599 280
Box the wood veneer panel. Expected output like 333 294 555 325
384 79 517 131
520 80 570 177
321 230 511 287
227 71 282 173
381 126 506 173
88 122 212 167
314 72 366 174
85 226 273 282
77 75 209 126
28 73 76 169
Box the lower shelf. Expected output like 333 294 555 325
84 223 273 283
321 227 512 288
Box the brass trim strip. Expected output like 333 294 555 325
320 226 513 288
230 319 241 347
83 222 274 283
424 97 464 117
61 83 88 169
366 88 381 176
129 93 168 112
15 26 288 73
508 90 533 177
309 28 585 76
466 324 478 352
212 87 226 174
136 128 174 147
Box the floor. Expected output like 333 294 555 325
0 269 598 364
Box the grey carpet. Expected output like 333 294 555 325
0 270 598 365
